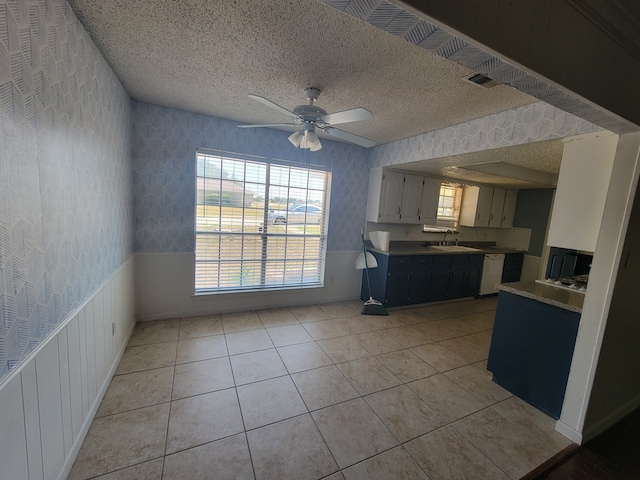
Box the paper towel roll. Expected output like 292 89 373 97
369 231 390 251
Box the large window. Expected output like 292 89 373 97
195 151 330 292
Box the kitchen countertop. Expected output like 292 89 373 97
496 280 585 313
367 242 525 256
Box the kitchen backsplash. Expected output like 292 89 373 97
366 222 530 251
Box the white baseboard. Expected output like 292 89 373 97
554 420 583 444
580 395 640 443
135 251 362 321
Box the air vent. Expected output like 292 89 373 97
464 73 500 89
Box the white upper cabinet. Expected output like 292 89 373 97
401 173 424 224
501 189 518 228
547 133 618 252
373 169 405 223
459 185 518 228
489 187 506 228
459 186 492 227
366 168 441 225
420 177 441 226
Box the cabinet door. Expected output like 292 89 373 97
378 170 405 223
420 177 441 225
460 186 494 227
489 188 506 228
385 256 411 307
447 262 466 299
502 253 523 282
401 174 424 224
409 256 432 304
501 190 517 228
476 187 494 227
464 255 484 297
427 256 450 302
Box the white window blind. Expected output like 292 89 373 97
436 183 463 227
195 152 330 292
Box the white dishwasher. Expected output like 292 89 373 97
480 254 505 295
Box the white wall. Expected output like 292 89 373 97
557 133 640 443
584 167 640 437
0 257 136 480
135 251 362 321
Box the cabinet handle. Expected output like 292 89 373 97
417 208 420 217
398 207 401 215
490 214 494 221
476 213 480 220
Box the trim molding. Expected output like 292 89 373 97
580 394 640 443
566 0 640 62
0 255 136 393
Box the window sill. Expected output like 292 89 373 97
191 283 325 299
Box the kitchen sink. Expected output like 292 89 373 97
430 245 482 252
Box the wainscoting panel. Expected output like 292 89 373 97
0 375 29 479
0 257 136 480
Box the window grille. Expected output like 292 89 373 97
195 152 330 292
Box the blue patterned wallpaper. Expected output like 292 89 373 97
370 101 602 168
0 0 132 380
131 98 602 258
131 102 370 253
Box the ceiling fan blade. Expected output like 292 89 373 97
247 94 299 119
238 123 297 128
320 107 373 125
323 127 375 148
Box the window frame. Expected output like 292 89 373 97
194 150 331 293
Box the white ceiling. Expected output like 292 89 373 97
68 0 566 187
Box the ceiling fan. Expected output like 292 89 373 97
238 88 375 151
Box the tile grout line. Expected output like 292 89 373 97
78 299 564 479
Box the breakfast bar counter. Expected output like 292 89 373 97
496 280 585 313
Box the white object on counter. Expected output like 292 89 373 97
480 253 505 295
369 231 390 251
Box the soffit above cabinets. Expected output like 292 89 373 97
397 139 564 189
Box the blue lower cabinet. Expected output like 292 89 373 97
447 254 483 299
361 252 481 307
427 256 450 302
465 255 483 297
385 256 412 307
487 291 580 419
502 253 524 283
408 256 432 304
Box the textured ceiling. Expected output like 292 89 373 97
67 0 574 188
68 0 536 148
398 139 565 188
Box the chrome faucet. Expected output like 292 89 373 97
440 229 458 246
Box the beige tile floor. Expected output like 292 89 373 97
68 297 572 480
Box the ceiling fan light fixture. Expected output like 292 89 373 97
306 129 322 151
243 89 374 150
288 130 303 147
